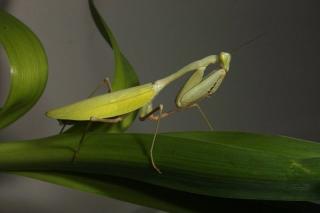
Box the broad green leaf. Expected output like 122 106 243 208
1 131 320 201
67 0 139 133
0 10 48 128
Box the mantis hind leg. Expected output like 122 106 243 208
58 119 75 134
71 121 93 162
71 116 123 162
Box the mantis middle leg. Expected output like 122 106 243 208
139 103 176 174
88 77 112 98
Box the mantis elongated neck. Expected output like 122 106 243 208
153 55 218 94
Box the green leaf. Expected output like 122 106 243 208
88 0 139 90
67 0 139 133
0 10 48 128
1 131 320 202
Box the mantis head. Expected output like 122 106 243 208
219 52 231 72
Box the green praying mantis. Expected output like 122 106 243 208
46 52 231 173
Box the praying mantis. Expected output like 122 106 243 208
46 52 231 173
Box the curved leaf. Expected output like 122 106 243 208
67 0 139 133
0 10 48 128
88 0 139 91
1 131 320 201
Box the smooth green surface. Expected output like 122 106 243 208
0 10 48 128
1 131 320 201
89 0 139 91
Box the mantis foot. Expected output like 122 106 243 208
71 148 79 163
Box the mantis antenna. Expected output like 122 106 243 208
229 32 267 54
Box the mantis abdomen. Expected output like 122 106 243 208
46 83 156 121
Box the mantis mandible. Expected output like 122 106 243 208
46 52 231 173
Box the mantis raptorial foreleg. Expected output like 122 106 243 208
175 67 206 103
175 67 215 129
174 67 229 131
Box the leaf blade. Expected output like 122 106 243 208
1 131 320 201
0 10 48 128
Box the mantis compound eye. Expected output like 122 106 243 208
219 52 231 72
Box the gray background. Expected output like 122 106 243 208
1 0 320 212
